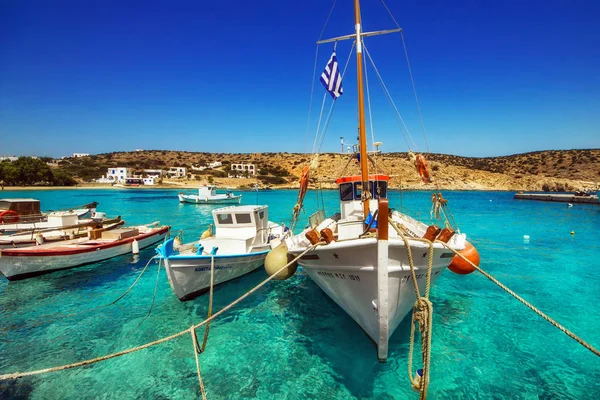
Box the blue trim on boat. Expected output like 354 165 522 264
167 249 269 260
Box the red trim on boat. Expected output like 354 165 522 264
0 226 170 257
334 175 390 184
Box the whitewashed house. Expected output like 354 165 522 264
72 153 90 158
167 167 187 178
230 163 256 177
105 167 132 183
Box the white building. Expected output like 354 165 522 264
0 156 18 162
230 163 256 176
105 167 132 183
72 153 90 158
208 161 222 168
167 167 187 178
143 177 157 185
144 169 164 178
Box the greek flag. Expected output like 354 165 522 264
320 51 343 99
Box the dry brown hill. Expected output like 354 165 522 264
57 149 600 192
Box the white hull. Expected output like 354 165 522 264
163 251 268 301
293 237 451 343
0 228 169 280
178 193 242 205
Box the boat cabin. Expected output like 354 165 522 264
198 185 218 198
335 175 389 220
0 198 42 223
212 205 270 244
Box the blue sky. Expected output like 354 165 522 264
1 0 598 158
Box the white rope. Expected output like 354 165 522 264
363 43 418 151
312 92 328 154
363 39 376 152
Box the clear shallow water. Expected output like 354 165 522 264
1 188 599 399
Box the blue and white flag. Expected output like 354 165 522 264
320 51 343 99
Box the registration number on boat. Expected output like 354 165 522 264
317 271 360 281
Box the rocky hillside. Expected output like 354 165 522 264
55 149 600 192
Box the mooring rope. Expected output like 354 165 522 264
0 243 321 382
0 255 160 333
392 218 434 399
189 254 215 400
439 242 600 358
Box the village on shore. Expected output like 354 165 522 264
1 148 599 192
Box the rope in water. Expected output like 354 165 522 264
389 216 600 399
439 242 600 358
0 243 321 383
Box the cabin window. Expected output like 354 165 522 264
259 211 264 219
354 182 363 200
217 213 233 224
339 183 354 201
235 213 252 224
369 181 388 199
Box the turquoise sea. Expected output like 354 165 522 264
1 188 599 399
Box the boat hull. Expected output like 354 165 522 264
178 194 242 205
163 251 268 301
0 227 170 281
291 237 452 344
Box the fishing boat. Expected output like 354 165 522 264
0 222 170 281
270 0 480 361
178 185 242 205
0 216 124 248
0 199 99 233
156 205 283 301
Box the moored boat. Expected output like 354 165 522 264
156 205 282 300
275 0 479 362
0 199 100 233
0 216 124 248
178 185 241 205
0 223 170 281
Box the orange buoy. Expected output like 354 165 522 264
448 241 480 275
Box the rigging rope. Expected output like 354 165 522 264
315 41 356 154
363 44 417 151
305 0 338 153
379 0 430 153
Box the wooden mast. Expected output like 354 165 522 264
354 0 370 219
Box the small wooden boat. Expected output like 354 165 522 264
0 223 170 281
178 185 242 205
0 200 100 233
156 205 282 301
0 217 124 248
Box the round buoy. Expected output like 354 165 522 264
264 242 298 280
523 234 530 244
571 231 575 236
448 241 480 275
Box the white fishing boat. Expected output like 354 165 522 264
0 199 99 233
178 185 241 205
0 216 124 248
270 0 480 362
0 223 170 281
156 205 283 301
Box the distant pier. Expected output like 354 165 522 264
514 193 599 204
